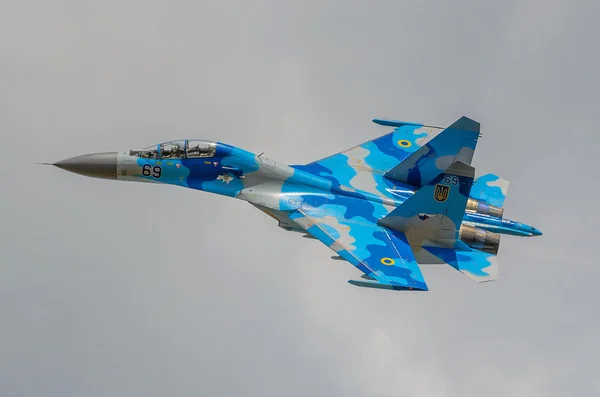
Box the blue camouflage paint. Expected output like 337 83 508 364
55 116 541 292
463 212 542 236
470 173 510 207
424 246 498 282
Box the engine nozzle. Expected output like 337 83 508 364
459 224 501 255
466 198 504 218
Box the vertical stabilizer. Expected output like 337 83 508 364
384 116 480 187
379 161 475 244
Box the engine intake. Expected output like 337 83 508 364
466 198 504 218
459 225 501 255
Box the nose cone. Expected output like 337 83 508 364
53 152 118 180
531 227 543 236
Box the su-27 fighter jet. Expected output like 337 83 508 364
48 116 541 291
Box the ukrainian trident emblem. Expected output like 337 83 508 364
433 184 450 202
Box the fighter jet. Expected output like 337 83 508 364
48 116 541 291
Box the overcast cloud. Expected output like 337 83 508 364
1 1 599 396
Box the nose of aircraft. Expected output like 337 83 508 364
531 227 543 236
53 152 118 180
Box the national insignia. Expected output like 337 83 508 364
381 257 395 266
434 184 450 202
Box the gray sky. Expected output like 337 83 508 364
1 1 599 396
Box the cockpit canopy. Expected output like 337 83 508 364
129 140 216 159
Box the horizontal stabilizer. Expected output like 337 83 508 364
470 174 511 207
424 246 499 283
385 116 480 187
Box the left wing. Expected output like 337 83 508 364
290 205 428 291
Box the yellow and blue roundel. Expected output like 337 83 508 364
380 257 396 266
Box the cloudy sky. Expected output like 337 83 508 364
1 1 599 396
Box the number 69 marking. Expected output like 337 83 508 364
444 175 459 186
142 164 162 179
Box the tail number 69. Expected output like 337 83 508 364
142 164 162 178
444 175 459 185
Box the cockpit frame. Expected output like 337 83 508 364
129 140 216 160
